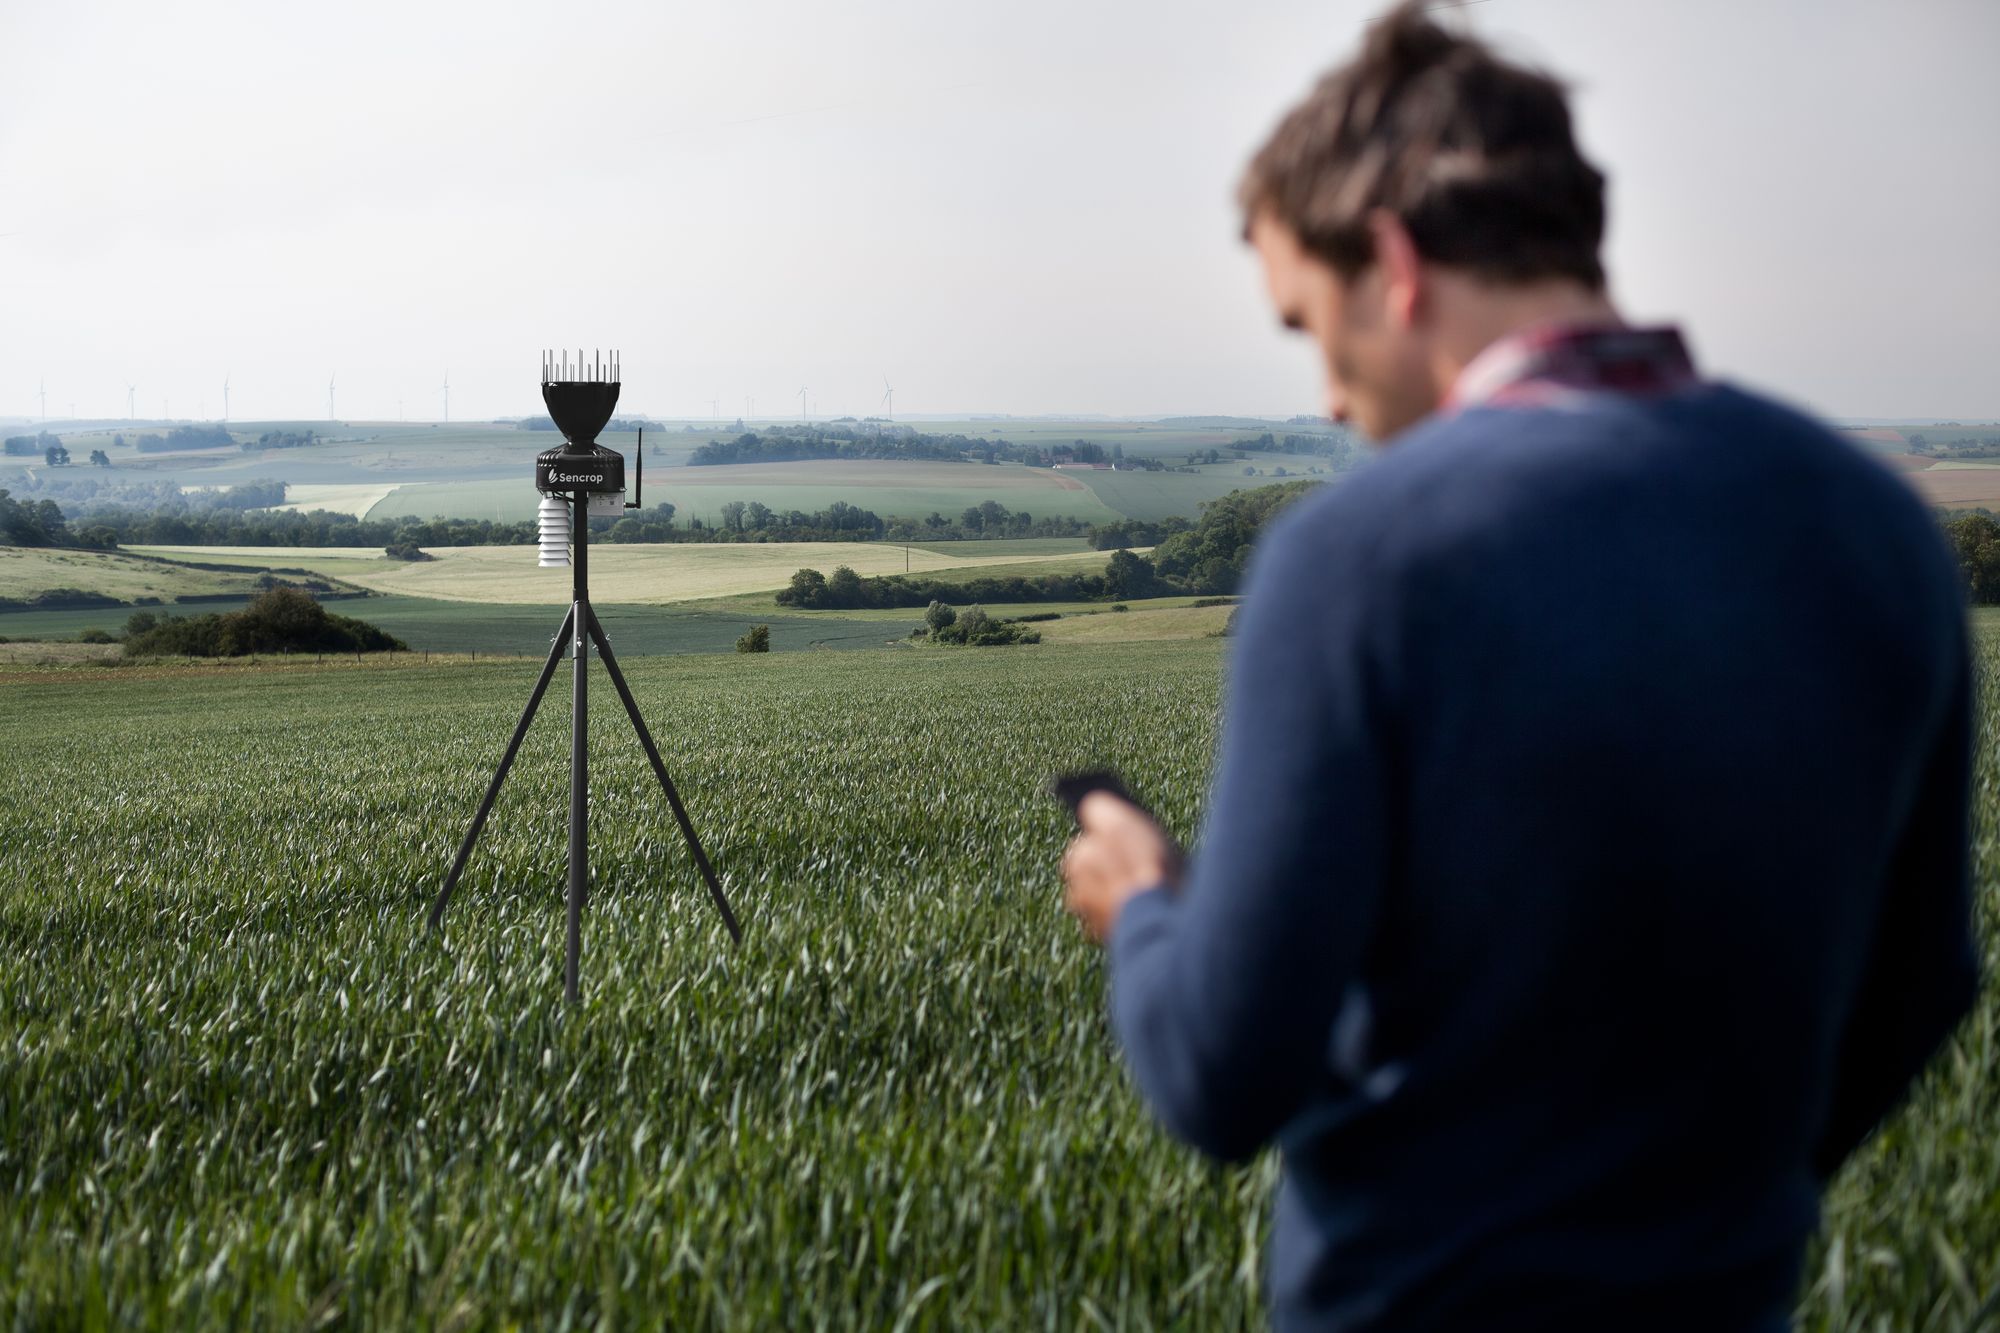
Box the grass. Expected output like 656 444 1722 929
0 642 1258 1328
1036 603 1234 644
0 627 1992 1328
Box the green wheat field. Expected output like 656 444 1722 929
1 636 1993 1329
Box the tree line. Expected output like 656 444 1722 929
685 423 1344 472
33 486 1090 548
778 481 1322 610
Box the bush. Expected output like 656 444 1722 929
736 625 771 654
124 587 406 658
929 604 1040 647
1110 604 1129 613
77 628 116 644
924 601 957 632
384 544 435 562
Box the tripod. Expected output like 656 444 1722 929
427 491 742 1002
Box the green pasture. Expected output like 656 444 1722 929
0 634 1993 1328
366 460 1124 527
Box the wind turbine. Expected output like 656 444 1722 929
710 395 719 421
798 386 808 423
442 370 450 424
127 384 136 420
881 375 894 420
222 374 230 423
38 377 46 422
328 374 336 422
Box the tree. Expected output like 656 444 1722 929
778 567 829 609
960 506 985 533
925 600 957 632
1942 512 2000 603
745 501 773 530
1104 548 1161 600
828 565 864 605
977 500 1006 532
735 624 770 653
89 449 110 467
719 500 747 533
45 443 70 466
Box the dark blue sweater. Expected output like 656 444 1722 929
1109 382 1979 1331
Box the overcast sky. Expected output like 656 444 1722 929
2 0 1994 423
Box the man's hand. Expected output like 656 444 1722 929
1061 791 1179 943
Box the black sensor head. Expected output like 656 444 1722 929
541 348 621 452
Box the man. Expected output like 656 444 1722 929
1060 6 1980 1330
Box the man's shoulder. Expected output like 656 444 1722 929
1257 383 1958 595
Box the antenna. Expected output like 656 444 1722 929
328 374 336 422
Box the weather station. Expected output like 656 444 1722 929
427 350 743 1003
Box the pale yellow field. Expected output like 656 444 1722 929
125 546 393 564
1037 603 1234 644
273 483 403 516
123 543 1106 606
0 547 270 602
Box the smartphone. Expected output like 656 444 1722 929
1050 769 1145 824
1050 769 1184 878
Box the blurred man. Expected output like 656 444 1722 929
1060 5 1979 1329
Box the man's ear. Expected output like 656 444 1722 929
1367 210 1424 330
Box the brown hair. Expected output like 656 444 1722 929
1240 2 1607 290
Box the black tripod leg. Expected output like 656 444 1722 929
428 606 576 931
584 607 744 944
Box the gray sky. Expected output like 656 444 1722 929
2 0 1994 423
